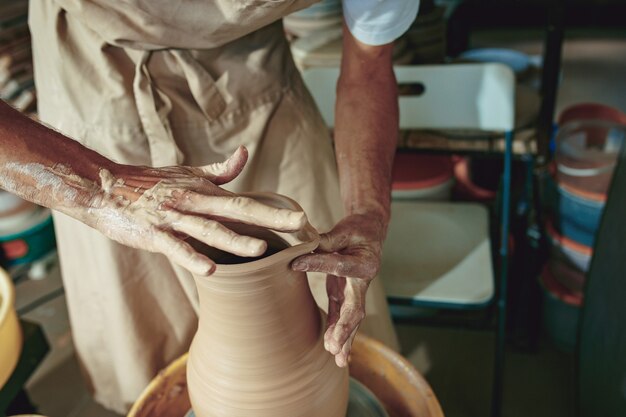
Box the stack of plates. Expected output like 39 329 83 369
0 0 35 113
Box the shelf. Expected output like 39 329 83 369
398 127 537 156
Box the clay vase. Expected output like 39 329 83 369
187 193 349 417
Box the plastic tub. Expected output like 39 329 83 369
459 48 542 76
544 174 604 247
392 179 454 201
0 191 32 214
0 208 56 267
452 157 496 201
391 153 454 201
0 191 37 228
545 221 592 273
540 267 583 352
558 102 626 126
555 120 625 197
0 267 22 388
547 253 586 296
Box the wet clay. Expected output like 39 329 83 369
187 193 349 417
190 221 290 264
129 334 444 417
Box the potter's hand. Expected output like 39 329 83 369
292 213 384 367
71 147 306 276
0 104 306 275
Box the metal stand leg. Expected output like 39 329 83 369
537 0 566 167
491 131 513 417
492 3 564 399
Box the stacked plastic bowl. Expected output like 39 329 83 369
541 103 626 351
0 191 55 269
391 153 455 201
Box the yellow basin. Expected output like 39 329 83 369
0 267 22 388
128 334 444 417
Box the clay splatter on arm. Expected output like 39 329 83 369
0 101 306 275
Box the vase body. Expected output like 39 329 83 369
187 193 349 417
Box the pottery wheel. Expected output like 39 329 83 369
183 378 388 417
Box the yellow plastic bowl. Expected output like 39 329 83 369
0 267 22 388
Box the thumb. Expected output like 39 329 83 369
318 229 348 253
198 146 248 185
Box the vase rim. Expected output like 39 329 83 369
207 192 320 276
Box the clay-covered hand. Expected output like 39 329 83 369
0 103 306 274
292 213 385 367
8 146 306 276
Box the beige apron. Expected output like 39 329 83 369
29 0 398 412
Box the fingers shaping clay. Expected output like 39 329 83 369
187 193 349 417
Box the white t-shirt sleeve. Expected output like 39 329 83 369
343 0 420 46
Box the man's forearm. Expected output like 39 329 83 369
0 100 111 208
334 25 398 228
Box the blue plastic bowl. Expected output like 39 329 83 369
540 268 582 352
544 175 604 247
459 48 541 75
0 209 56 267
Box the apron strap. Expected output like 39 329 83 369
171 50 227 122
133 50 183 166
132 50 226 167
